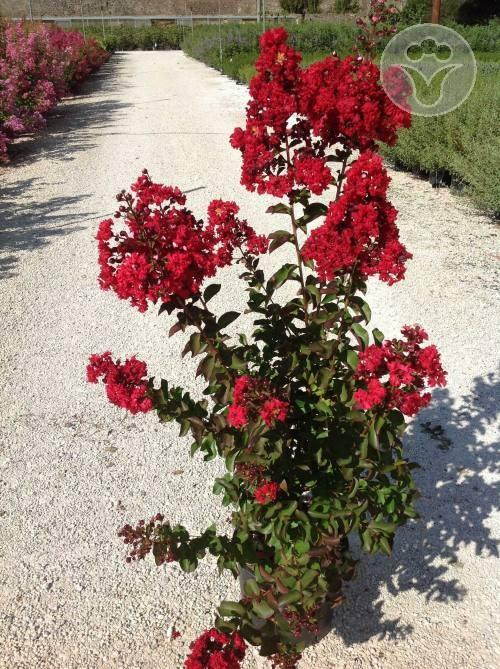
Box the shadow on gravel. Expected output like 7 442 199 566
330 369 499 644
0 177 93 280
0 54 132 278
4 54 131 167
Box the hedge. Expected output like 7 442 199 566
382 62 500 215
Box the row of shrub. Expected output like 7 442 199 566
94 24 184 52
382 62 500 214
0 22 109 163
92 17 500 56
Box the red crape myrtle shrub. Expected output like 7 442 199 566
88 19 446 669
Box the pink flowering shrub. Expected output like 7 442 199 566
0 21 109 162
88 17 446 669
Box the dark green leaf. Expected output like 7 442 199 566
204 283 221 303
217 311 240 329
266 203 291 215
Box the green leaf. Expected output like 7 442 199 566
350 296 372 323
372 328 385 345
219 600 246 618
278 590 302 606
379 536 392 556
360 436 369 459
361 529 373 553
268 229 293 253
243 579 261 597
230 354 246 370
268 263 298 291
266 203 291 215
280 501 298 518
300 569 319 589
368 423 379 449
179 557 198 572
346 350 359 371
204 283 221 302
252 600 274 619
352 323 369 350
299 202 328 226
217 311 240 329
294 540 310 556
225 450 237 472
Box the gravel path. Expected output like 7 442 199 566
0 51 499 669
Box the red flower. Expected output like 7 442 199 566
260 398 289 427
302 151 412 285
87 352 153 414
227 375 289 429
97 172 266 312
254 482 280 505
353 326 447 415
227 404 249 429
354 378 387 410
231 29 410 200
299 55 410 152
206 199 268 266
293 154 332 195
230 28 302 197
184 629 246 669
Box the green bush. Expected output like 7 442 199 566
181 21 358 65
335 0 358 13
84 24 184 51
382 63 500 214
280 0 322 17
181 22 358 83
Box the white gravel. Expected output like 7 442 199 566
0 51 499 669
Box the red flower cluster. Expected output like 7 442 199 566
86 352 153 414
354 326 447 416
293 154 332 195
228 375 289 428
299 54 410 152
230 28 302 197
382 65 413 113
206 199 268 265
97 171 267 312
184 629 246 669
230 28 410 198
302 151 412 285
254 481 281 505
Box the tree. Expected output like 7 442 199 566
279 0 322 21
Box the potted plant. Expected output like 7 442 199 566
87 21 446 669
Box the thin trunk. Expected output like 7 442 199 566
431 0 442 24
